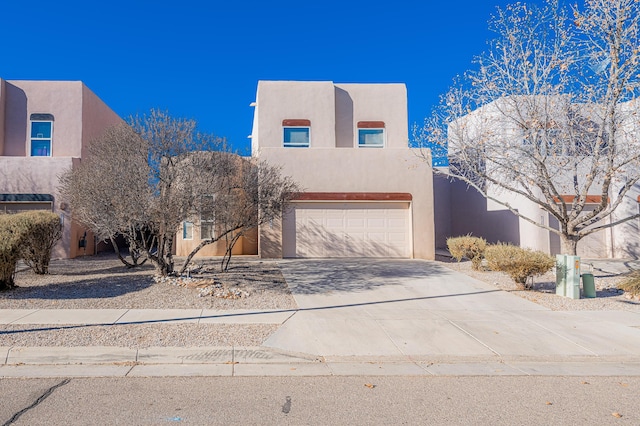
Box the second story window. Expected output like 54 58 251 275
30 114 54 156
357 121 385 148
283 119 311 148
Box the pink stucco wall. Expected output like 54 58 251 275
3 81 82 157
0 79 121 258
0 157 76 258
0 79 5 155
81 84 122 158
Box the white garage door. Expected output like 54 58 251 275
282 202 411 258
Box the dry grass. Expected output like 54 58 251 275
618 271 640 297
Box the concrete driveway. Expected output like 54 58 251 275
264 259 640 362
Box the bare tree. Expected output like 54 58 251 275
60 122 150 267
416 0 640 255
194 159 299 273
61 110 299 276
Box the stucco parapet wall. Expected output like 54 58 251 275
254 147 429 188
0 157 76 194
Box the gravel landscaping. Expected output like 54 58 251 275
3 254 640 349
0 255 296 348
3 255 296 310
446 260 640 312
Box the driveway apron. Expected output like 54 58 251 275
263 259 640 359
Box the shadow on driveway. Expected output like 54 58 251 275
277 259 455 295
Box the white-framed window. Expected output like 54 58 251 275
30 113 54 156
200 196 215 240
357 121 385 148
183 221 194 240
282 119 311 148
520 117 608 157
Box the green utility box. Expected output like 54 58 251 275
556 255 581 299
582 273 596 298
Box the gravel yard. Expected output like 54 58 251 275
3 255 297 310
446 259 640 312
0 255 296 348
3 255 640 348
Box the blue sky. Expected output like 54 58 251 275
1 0 530 155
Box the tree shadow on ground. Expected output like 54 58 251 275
176 259 292 295
278 259 455 295
0 274 155 301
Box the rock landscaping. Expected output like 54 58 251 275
0 254 297 348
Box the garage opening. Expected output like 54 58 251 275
282 200 411 258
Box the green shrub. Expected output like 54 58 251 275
13 211 63 275
485 243 555 288
447 235 487 270
618 271 640 297
0 214 27 290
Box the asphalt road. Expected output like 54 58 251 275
1 376 638 425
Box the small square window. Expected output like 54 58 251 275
358 128 385 148
183 221 194 240
283 127 310 147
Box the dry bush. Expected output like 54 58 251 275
0 214 26 290
14 211 63 274
618 271 640 297
447 235 487 270
485 243 555 288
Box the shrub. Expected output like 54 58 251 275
0 214 27 290
13 211 63 275
618 271 640 297
447 235 487 270
485 243 555 288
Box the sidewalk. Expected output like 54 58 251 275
2 259 640 378
0 308 294 326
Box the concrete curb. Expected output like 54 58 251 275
2 346 640 378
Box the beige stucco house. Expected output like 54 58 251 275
250 81 435 260
0 79 121 258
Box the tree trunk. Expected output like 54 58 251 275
110 236 135 268
560 235 579 255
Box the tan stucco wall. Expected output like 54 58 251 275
174 226 259 257
334 83 408 149
253 81 337 152
257 147 434 260
251 81 434 260
252 81 409 151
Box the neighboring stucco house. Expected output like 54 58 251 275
173 153 259 258
435 97 640 259
250 81 435 260
0 79 121 258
